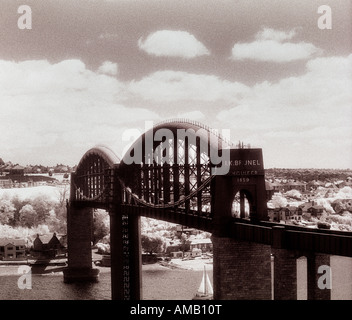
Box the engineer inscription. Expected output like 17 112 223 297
226 148 265 176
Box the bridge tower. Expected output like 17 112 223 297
211 148 272 299
63 146 119 284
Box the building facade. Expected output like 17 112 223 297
0 238 26 260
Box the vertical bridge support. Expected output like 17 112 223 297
272 226 332 300
109 167 142 300
63 204 99 283
212 236 272 299
271 226 297 299
307 253 331 300
211 174 272 299
109 208 142 300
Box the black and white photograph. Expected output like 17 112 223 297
0 0 351 306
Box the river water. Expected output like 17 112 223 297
0 264 206 300
0 256 351 300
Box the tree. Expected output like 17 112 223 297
52 185 69 233
92 209 110 244
11 195 26 225
271 193 288 208
178 233 190 252
285 189 302 200
30 195 55 224
141 234 164 255
0 199 15 224
19 204 37 227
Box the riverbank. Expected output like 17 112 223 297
0 256 213 277
163 257 213 271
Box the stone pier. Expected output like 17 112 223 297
63 204 99 283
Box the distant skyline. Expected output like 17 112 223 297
0 0 351 169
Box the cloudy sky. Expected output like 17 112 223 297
0 0 351 168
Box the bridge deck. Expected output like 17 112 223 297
71 199 352 257
231 218 352 257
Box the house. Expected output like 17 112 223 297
171 251 184 258
0 165 11 177
265 180 275 200
31 165 42 173
286 206 303 222
0 238 26 260
307 205 325 218
191 248 203 257
176 225 196 236
166 244 182 255
54 165 69 173
268 207 282 222
271 181 283 193
32 233 64 258
298 201 325 219
0 179 12 188
189 238 213 253
286 181 306 193
9 165 25 176
282 206 297 221
307 180 324 190
268 205 302 223
278 206 302 222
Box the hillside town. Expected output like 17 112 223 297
0 158 74 188
265 170 352 231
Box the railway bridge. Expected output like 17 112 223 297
63 119 352 300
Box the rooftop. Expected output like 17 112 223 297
0 238 26 246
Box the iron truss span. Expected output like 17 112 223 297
117 119 232 216
70 119 352 258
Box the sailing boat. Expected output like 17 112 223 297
193 265 213 300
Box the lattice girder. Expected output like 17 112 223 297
118 120 231 215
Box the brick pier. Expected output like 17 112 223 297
212 236 272 299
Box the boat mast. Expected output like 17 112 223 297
204 265 207 294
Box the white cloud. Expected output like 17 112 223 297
98 61 118 76
98 32 118 40
255 27 298 42
177 110 206 121
129 70 249 102
0 59 159 165
231 27 322 62
138 30 210 58
217 54 352 168
1 53 351 169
